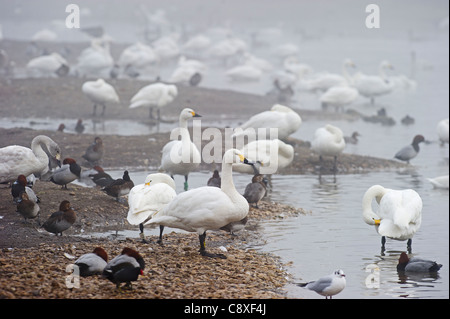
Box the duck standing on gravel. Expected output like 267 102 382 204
102 170 134 201
16 192 41 225
82 136 104 165
102 247 145 290
50 158 81 189
42 200 76 235
243 174 267 208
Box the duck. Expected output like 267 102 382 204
50 158 81 189
11 174 39 204
437 118 449 145
352 60 395 104
82 78 120 116
401 115 415 126
394 134 425 164
74 247 108 277
233 139 294 175
102 247 145 290
243 174 267 208
0 135 61 183
344 131 361 145
16 192 41 225
160 108 201 191
232 104 302 141
427 175 449 189
42 200 76 235
88 166 114 187
102 170 134 201
362 185 422 252
311 124 346 171
319 85 359 112
75 119 85 134
145 149 254 258
220 216 248 236
127 173 177 243
57 123 65 132
129 82 178 120
207 170 221 187
397 252 443 273
82 136 104 164
298 269 346 299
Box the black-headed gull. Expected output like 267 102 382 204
298 269 346 299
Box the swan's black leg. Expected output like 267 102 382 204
199 232 226 259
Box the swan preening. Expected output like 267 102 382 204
0 135 61 183
129 82 178 119
82 78 120 116
362 185 423 252
232 104 302 141
146 149 253 258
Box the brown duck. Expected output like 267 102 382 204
42 200 76 235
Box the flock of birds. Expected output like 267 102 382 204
0 11 448 298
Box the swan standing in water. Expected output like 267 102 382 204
127 173 177 243
353 60 395 105
311 124 346 171
0 135 61 183
82 78 120 116
437 118 449 145
146 149 254 258
362 185 422 253
160 108 201 191
129 82 178 120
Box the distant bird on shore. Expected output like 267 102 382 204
74 247 108 277
57 123 65 132
75 119 85 134
397 252 442 273
82 136 104 165
102 170 134 201
394 135 425 164
82 78 120 116
102 247 145 290
344 132 360 145
129 82 178 119
42 200 76 235
298 269 346 299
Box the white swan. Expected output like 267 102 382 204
129 82 178 119
168 56 207 85
232 104 302 141
118 42 159 71
353 60 395 104
437 118 449 145
74 38 114 77
82 78 120 116
362 185 423 252
427 175 449 189
0 135 61 183
233 139 294 175
225 64 262 82
160 108 201 190
182 34 212 57
311 124 346 170
304 59 355 92
127 173 177 242
145 149 253 258
319 85 359 112
26 52 68 77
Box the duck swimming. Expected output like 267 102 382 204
397 252 442 273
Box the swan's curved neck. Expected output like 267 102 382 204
362 185 387 225
379 64 389 80
342 63 353 84
31 136 51 162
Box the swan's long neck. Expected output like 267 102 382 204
342 62 353 84
362 185 387 225
31 136 51 164
379 64 389 80
220 162 241 202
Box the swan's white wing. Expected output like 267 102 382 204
0 146 46 182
